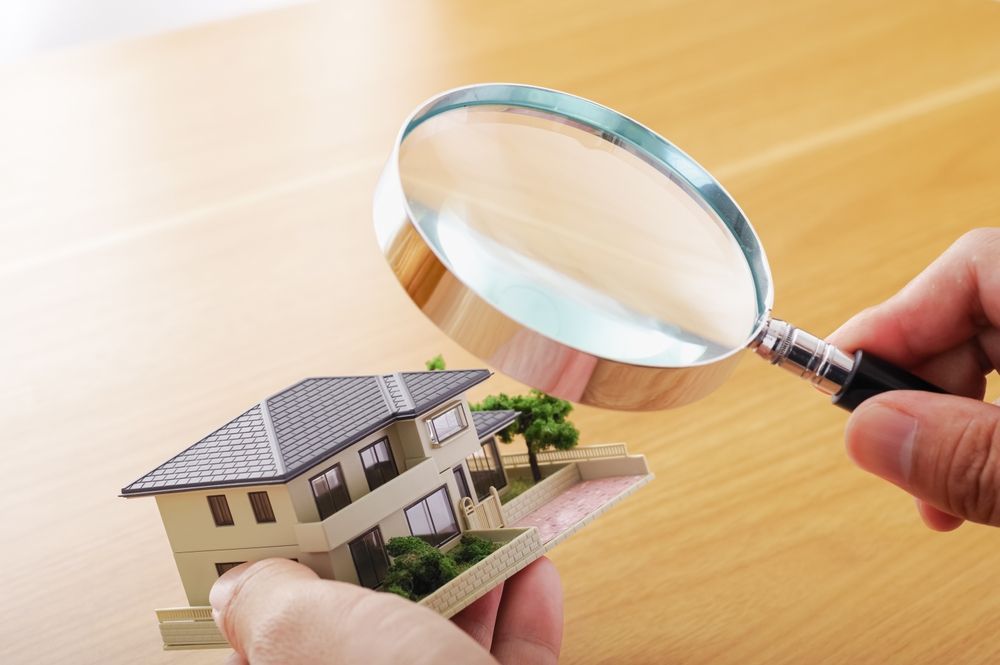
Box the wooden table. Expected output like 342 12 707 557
3 1 999 662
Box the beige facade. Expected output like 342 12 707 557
154 397 492 605
154 445 654 651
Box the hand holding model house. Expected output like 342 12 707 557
209 555 563 664
123 368 652 653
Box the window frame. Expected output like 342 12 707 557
452 465 472 501
348 526 389 589
248 491 276 523
207 494 234 527
424 403 468 445
466 437 507 501
215 561 245 576
358 437 399 491
404 485 460 548
309 462 352 520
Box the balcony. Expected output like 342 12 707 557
295 457 441 553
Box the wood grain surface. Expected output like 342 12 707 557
2 1 999 663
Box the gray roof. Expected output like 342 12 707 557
122 369 493 496
472 410 517 440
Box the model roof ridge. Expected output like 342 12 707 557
378 372 417 415
257 397 286 476
121 368 494 497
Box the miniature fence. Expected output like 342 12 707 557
459 486 506 529
157 606 227 650
500 442 628 469
420 527 544 618
155 607 213 623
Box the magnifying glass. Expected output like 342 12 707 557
373 83 944 412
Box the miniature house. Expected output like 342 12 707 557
124 368 653 650
122 370 516 604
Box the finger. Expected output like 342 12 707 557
210 558 496 665
828 228 1000 366
845 391 1000 526
491 557 563 665
223 652 249 665
915 498 964 531
452 582 504 649
909 339 989 398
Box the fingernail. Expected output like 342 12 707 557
210 563 248 626
846 404 917 487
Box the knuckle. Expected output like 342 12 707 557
941 416 1000 524
955 227 997 248
952 228 1000 260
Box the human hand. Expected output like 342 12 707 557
828 229 1000 530
209 557 562 665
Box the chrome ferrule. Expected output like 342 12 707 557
749 318 855 395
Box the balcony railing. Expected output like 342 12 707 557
295 457 441 553
156 606 227 650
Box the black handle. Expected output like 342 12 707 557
832 350 947 411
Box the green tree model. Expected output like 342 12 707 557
472 390 579 483
425 354 446 371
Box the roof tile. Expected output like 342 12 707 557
122 369 493 496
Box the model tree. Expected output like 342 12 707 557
472 390 579 483
425 354 446 371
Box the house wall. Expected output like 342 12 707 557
286 398 482 527
156 485 297 555
410 398 485 473
155 398 491 605
155 485 301 606
285 426 410 524
173 545 302 606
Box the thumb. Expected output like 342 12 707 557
845 392 1000 526
209 558 495 665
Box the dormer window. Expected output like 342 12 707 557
425 404 467 444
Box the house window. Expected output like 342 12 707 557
453 465 472 501
405 486 459 547
215 561 245 576
248 491 276 523
349 527 389 589
466 438 507 500
359 438 398 491
425 404 467 444
310 463 351 520
207 495 234 526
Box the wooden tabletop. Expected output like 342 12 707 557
3 1 1000 662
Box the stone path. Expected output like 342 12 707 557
512 474 646 543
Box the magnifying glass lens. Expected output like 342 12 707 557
397 105 758 366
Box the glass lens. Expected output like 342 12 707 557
397 105 758 366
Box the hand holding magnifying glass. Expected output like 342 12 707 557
829 229 1000 530
373 83 944 411
374 84 1000 528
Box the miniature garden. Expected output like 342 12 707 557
374 356 585 601
383 534 499 601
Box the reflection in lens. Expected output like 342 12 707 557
398 106 758 366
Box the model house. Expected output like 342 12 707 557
125 367 653 650
122 369 517 604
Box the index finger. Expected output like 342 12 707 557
828 228 1000 366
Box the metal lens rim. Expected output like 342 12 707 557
394 82 775 363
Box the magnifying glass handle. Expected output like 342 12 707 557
751 318 947 411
